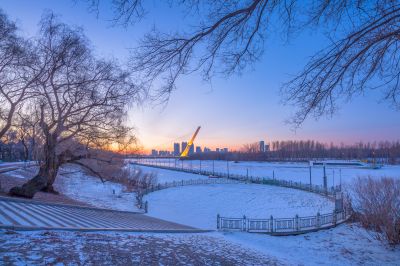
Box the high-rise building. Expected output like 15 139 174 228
151 149 158 156
223 148 228 153
174 143 180 156
265 144 270 152
195 146 202 153
216 148 220 152
204 147 211 153
189 144 194 155
181 142 188 153
259 140 265 152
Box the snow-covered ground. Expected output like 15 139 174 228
0 230 281 265
145 183 334 230
55 166 140 212
3 163 399 265
133 159 400 187
221 224 400 265
132 164 208 183
139 165 400 265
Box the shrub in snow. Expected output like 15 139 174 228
352 176 400 245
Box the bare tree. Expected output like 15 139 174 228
83 0 145 26
14 106 42 161
241 142 260 153
283 3 400 126
10 13 140 198
85 0 400 123
0 10 39 139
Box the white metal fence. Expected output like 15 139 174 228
217 209 349 235
143 178 239 195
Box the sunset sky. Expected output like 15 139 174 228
2 0 400 151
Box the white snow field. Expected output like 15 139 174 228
220 224 400 265
131 164 209 183
144 183 334 230
55 165 140 212
134 159 400 187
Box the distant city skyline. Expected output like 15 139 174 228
2 0 399 153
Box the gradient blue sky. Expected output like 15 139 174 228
2 0 399 151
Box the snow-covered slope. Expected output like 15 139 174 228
55 166 139 212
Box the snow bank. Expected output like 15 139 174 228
56 167 139 212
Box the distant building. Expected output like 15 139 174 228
174 143 180 156
265 144 270 152
195 146 202 153
216 148 220 152
151 149 157 156
222 148 228 153
204 147 211 153
189 144 194 155
181 142 188 153
259 140 265 152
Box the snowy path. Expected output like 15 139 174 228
0 196 204 232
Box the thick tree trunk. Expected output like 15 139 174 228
9 133 59 198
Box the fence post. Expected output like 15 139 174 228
144 201 148 213
295 214 299 231
332 210 337 226
323 164 328 195
316 212 320 228
243 215 247 231
217 214 220 229
270 215 274 233
309 165 312 191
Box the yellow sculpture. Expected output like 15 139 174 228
180 126 201 158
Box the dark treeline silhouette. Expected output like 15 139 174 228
188 140 400 164
0 130 37 162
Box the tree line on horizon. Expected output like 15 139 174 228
188 140 400 164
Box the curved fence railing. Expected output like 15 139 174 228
143 178 239 195
131 162 340 198
217 208 350 235
133 161 351 235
